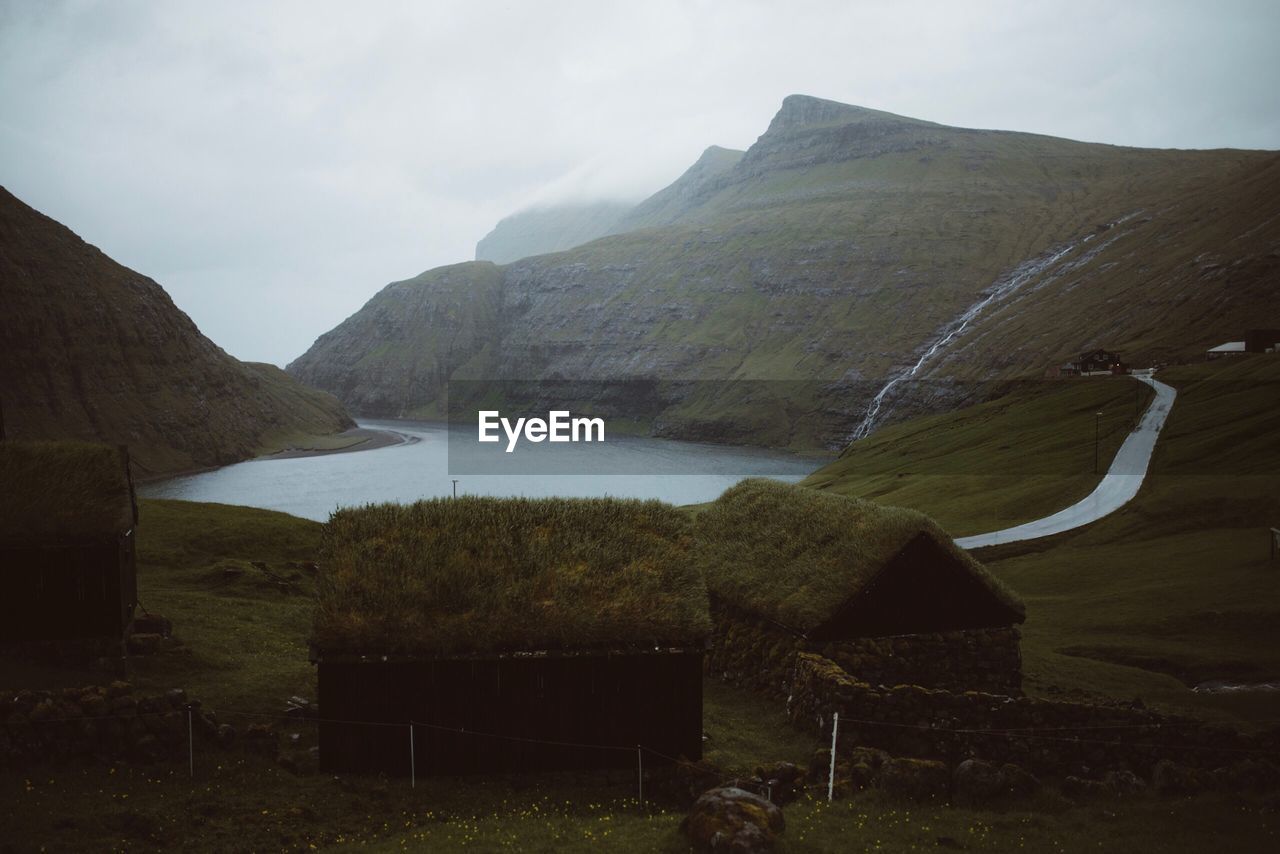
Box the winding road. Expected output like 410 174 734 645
955 372 1177 549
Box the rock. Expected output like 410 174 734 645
1062 775 1110 799
216 724 238 747
1213 759 1280 792
1103 770 1147 796
752 761 804 805
1000 763 1041 797
658 758 725 808
1152 760 1207 797
877 758 949 802
953 759 1005 805
106 681 133 699
681 786 785 853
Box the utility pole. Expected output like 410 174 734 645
1094 411 1103 474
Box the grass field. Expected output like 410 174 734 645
975 356 1280 724
2 358 1278 850
801 376 1153 536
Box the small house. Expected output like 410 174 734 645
0 441 138 641
695 480 1025 697
311 497 710 776
1075 349 1127 375
1207 341 1246 359
1245 329 1280 353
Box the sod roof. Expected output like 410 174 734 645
312 497 711 657
693 479 1025 634
0 441 135 545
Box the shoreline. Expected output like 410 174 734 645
262 426 418 460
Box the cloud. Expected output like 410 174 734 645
1 0 1276 365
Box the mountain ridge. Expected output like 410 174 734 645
290 95 1278 449
0 187 354 475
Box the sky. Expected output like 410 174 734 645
2 0 1278 366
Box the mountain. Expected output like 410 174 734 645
475 200 634 264
609 145 744 232
0 187 353 476
289 95 1279 450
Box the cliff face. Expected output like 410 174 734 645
289 96 1279 450
0 188 353 476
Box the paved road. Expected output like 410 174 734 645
955 372 1177 549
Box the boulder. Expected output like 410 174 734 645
877 758 950 802
1152 760 1208 797
1213 759 1280 793
681 786 785 853
752 761 804 805
1000 763 1041 797
1103 769 1147 796
953 759 1005 805
1062 775 1110 799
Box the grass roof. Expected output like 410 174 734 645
313 497 711 657
0 441 134 545
693 479 1024 633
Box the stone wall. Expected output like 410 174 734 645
706 603 1022 700
788 653 1280 779
0 682 223 766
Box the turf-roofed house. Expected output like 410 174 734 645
311 497 711 776
0 441 139 642
695 480 1026 697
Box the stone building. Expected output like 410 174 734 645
0 440 138 642
311 496 710 776
694 479 1025 697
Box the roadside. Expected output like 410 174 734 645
956 373 1175 548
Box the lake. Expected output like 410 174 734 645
139 420 827 521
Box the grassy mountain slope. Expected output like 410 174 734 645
287 261 503 418
290 96 1277 448
809 355 1280 723
475 200 634 264
0 187 353 476
801 376 1154 536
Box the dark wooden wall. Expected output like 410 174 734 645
0 530 136 641
318 651 703 776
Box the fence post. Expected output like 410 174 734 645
637 746 643 807
186 704 194 778
827 712 839 802
1271 528 1279 562
409 723 416 789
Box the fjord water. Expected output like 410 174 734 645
139 420 824 521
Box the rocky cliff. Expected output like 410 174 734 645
0 187 353 476
289 95 1279 450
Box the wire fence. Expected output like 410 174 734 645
7 699 1280 806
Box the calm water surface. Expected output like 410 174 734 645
140 420 827 521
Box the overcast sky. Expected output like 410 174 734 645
2 0 1277 366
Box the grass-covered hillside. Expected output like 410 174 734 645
983 356 1280 724
807 356 1280 725
289 95 1277 449
0 188 353 476
801 376 1154 536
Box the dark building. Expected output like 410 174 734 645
695 480 1026 698
1245 329 1280 353
1075 349 1127 375
311 497 709 776
0 441 138 641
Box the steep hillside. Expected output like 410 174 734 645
0 188 353 476
291 95 1278 449
609 144 744 232
475 200 634 264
